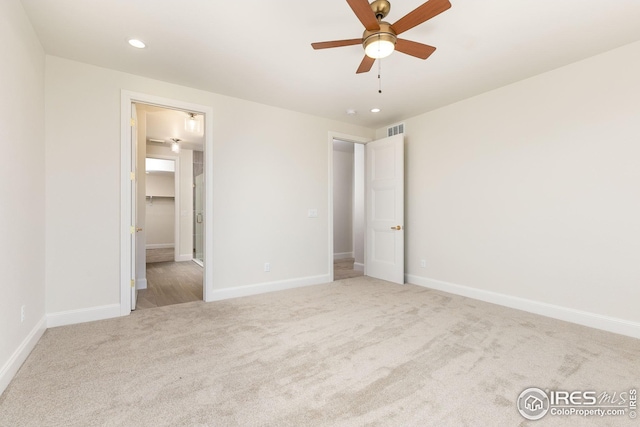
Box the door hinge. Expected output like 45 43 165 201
130 118 135 127
130 279 135 288
130 171 135 181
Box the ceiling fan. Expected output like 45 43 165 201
311 0 451 73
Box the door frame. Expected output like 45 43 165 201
120 91 214 315
327 132 371 281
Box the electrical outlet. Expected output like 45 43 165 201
420 259 427 268
264 262 271 272
21 305 25 322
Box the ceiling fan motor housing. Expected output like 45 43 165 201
362 21 397 56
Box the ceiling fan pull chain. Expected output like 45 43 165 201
378 58 382 94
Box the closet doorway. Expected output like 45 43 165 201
332 138 365 281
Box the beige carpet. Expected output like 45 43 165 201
1 277 638 427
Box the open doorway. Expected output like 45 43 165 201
329 132 405 285
121 91 213 314
133 103 204 309
333 139 365 281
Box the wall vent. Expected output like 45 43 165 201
387 123 405 137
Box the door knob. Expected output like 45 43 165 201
390 225 402 230
136 227 143 232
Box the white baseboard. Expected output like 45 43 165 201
146 243 174 249
0 316 46 396
354 262 364 272
209 274 331 302
334 252 354 260
175 254 193 262
136 278 147 290
47 304 121 328
406 274 640 339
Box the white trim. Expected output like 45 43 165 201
406 274 640 339
175 254 193 262
136 278 147 290
120 95 133 315
354 262 364 272
202 108 214 302
328 132 371 283
121 91 214 313
210 274 331 301
47 304 121 328
145 243 175 249
334 252 354 260
0 316 46 396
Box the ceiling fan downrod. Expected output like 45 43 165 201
370 0 391 21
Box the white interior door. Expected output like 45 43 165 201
130 105 138 310
365 134 404 284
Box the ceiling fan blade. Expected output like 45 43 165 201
391 0 451 35
356 55 375 74
347 0 381 31
395 38 436 59
311 39 363 50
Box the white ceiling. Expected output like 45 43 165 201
136 103 205 151
20 0 640 128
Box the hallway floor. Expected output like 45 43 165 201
136 257 363 310
334 258 364 281
136 261 203 310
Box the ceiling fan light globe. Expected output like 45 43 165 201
362 24 397 59
365 39 395 59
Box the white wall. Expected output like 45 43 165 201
0 0 46 393
146 172 175 197
145 173 175 248
44 55 373 317
333 141 354 257
145 199 175 248
178 149 193 262
382 40 640 335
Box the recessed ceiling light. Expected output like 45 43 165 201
128 39 146 49
346 109 357 116
370 108 381 113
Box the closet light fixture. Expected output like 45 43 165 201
170 138 181 153
185 112 201 133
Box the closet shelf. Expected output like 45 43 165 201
146 195 175 206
